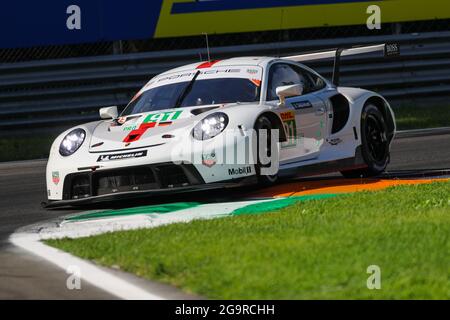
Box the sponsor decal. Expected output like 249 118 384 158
292 100 313 110
202 151 217 168
156 69 242 83
52 171 60 185
142 67 262 93
280 111 295 121
280 111 297 148
123 111 182 143
117 117 127 124
228 166 252 176
97 150 147 162
123 125 137 131
384 43 400 57
327 137 342 146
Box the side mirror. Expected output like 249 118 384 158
276 84 304 106
99 106 118 119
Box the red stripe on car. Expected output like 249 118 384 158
123 122 157 143
196 60 221 69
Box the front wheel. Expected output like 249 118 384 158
341 104 390 178
254 116 279 185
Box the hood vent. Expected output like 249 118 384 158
191 106 220 116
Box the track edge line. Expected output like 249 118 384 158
8 232 166 300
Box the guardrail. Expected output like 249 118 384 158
1 31 450 136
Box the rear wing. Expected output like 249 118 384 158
284 43 400 86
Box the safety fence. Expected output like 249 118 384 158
1 30 449 136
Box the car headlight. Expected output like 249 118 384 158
59 128 86 156
192 112 229 140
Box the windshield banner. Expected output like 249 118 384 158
141 66 263 92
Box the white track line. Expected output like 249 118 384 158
10 232 164 300
9 199 270 299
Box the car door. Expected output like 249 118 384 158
267 63 328 162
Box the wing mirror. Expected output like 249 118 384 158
276 84 303 106
99 106 118 119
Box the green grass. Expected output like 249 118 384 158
47 182 450 299
0 135 55 162
393 104 450 130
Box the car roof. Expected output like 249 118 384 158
158 57 276 76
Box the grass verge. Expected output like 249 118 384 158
47 182 450 299
393 104 450 130
0 135 55 162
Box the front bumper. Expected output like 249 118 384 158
44 174 256 208
47 122 257 201
45 161 257 208
62 162 204 200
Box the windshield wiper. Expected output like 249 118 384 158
174 70 201 108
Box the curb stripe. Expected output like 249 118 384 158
10 234 165 300
232 194 340 215
67 202 201 222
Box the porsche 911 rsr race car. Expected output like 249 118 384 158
45 44 397 207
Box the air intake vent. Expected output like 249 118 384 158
155 165 190 188
94 167 157 196
330 94 350 134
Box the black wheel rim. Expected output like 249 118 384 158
365 115 388 162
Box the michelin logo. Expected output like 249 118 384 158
97 150 147 162
228 166 252 176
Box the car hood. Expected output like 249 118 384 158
88 105 220 153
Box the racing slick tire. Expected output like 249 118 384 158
255 115 279 185
341 104 390 178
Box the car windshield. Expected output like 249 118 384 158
121 78 260 116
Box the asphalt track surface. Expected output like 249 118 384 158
0 133 449 299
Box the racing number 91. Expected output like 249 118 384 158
280 111 297 148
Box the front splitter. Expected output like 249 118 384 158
44 177 258 209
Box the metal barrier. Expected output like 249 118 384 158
1 31 450 136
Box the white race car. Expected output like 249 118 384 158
45 44 397 207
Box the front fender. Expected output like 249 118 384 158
217 103 287 142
